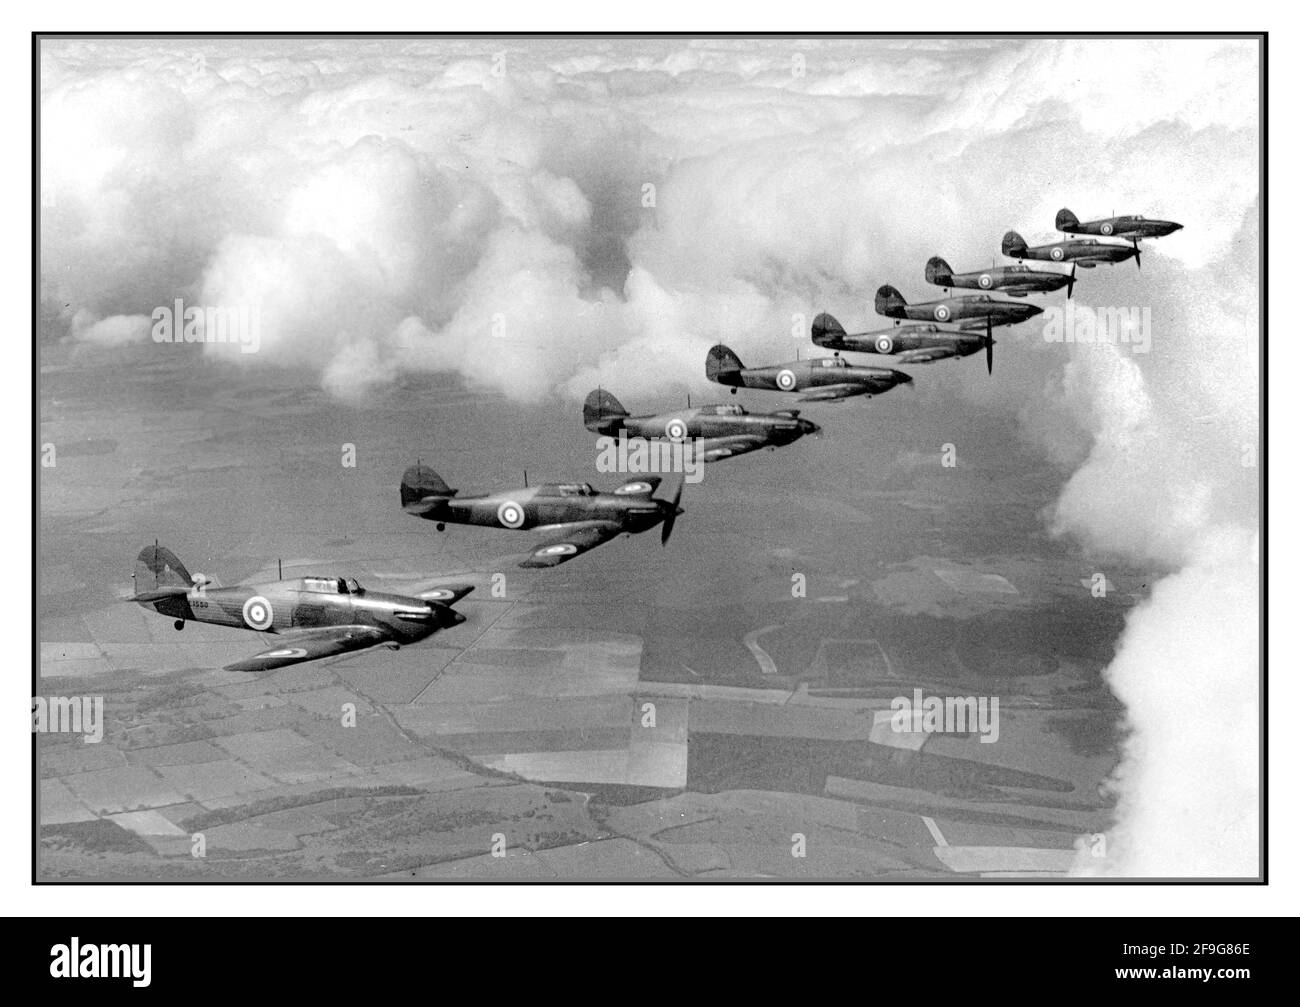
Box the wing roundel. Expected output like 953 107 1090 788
612 476 662 497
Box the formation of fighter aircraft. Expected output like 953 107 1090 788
1001 208 1182 271
705 343 913 400
583 389 820 461
400 464 685 568
801 206 1180 377
131 543 473 672
135 203 1183 672
799 283 1037 375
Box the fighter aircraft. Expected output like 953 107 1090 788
874 284 1042 328
812 312 996 373
401 464 685 568
925 255 1075 299
130 543 473 672
705 344 912 400
1055 208 1183 243
583 389 820 462
1002 230 1140 269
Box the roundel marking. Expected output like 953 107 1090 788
423 588 455 601
934 304 951 321
537 544 578 557
978 273 992 289
262 647 307 660
665 418 688 442
1101 222 1113 235
875 334 894 354
1050 247 1064 261
243 595 274 631
615 481 653 495
497 500 526 528
776 368 797 390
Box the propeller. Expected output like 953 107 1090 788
1066 263 1076 300
660 477 685 546
984 319 994 375
1133 239 1141 270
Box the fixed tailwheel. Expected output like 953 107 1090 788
173 620 184 631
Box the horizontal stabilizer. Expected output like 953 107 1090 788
131 585 191 604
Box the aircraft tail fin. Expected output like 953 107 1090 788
134 544 193 595
1002 230 1029 257
924 256 954 287
810 312 845 346
401 464 456 511
1055 208 1079 232
583 389 629 432
874 284 907 318
706 344 745 383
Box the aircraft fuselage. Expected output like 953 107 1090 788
138 580 458 644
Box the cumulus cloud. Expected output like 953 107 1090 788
40 38 1260 874
68 310 151 346
41 38 1257 402
1072 530 1258 877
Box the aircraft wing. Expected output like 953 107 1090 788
519 520 625 568
225 625 392 672
797 383 872 401
895 347 960 364
694 435 769 461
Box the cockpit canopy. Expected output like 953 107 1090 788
816 357 848 368
537 483 596 498
701 404 746 416
298 576 362 595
